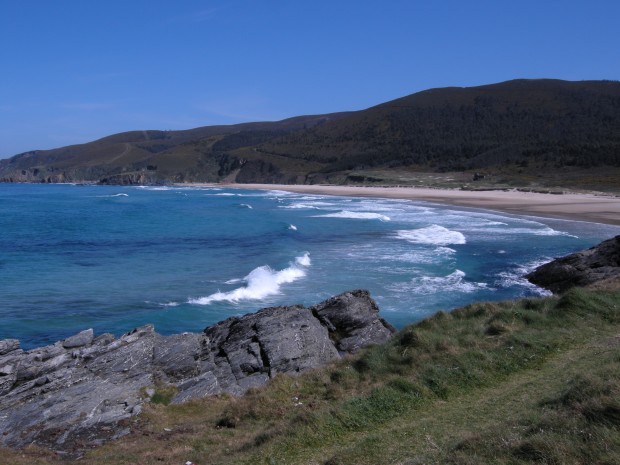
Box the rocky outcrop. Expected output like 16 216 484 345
0 290 394 453
527 235 620 293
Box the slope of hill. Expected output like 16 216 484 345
2 79 620 190
3 287 619 464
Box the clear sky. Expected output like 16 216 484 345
1 0 619 158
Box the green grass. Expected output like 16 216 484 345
3 287 620 464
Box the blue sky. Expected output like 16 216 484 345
1 0 619 158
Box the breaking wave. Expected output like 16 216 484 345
314 211 391 221
495 258 554 296
189 253 311 305
96 193 129 198
395 225 466 245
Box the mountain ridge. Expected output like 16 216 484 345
2 78 620 190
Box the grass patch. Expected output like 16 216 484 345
149 384 178 406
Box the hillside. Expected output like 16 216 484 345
3 287 619 464
2 79 620 191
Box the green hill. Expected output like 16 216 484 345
2 79 620 191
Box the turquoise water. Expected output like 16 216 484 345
1 183 619 349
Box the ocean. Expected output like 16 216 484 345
1 183 619 349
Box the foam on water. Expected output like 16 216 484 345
390 270 487 295
342 241 458 267
295 253 311 267
495 258 554 296
395 225 466 245
288 224 298 231
314 211 391 221
137 186 175 191
466 224 578 238
281 203 323 210
96 193 129 198
189 253 311 305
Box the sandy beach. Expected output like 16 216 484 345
203 184 620 226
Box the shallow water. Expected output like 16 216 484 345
1 183 618 349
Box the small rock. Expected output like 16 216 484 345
34 376 49 386
0 339 20 356
0 364 14 376
62 329 94 349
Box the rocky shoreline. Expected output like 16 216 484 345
0 290 394 454
527 235 620 292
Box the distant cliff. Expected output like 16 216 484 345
1 79 620 190
0 290 394 454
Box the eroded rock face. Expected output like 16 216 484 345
0 290 394 453
527 235 620 293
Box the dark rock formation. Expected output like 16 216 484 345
0 290 394 453
527 235 620 293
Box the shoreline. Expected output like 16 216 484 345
182 183 620 226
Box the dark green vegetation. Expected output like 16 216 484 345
2 79 620 191
5 286 620 464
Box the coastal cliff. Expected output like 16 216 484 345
0 290 394 453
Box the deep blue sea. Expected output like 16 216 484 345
1 183 619 349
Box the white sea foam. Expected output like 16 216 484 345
468 225 577 238
281 203 323 210
343 242 457 266
495 258 553 296
391 270 487 295
266 190 295 196
214 193 239 196
96 193 129 198
518 227 578 238
288 224 298 231
295 253 311 266
189 253 311 305
159 302 180 307
395 225 466 246
239 203 253 209
136 186 173 191
313 211 391 221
